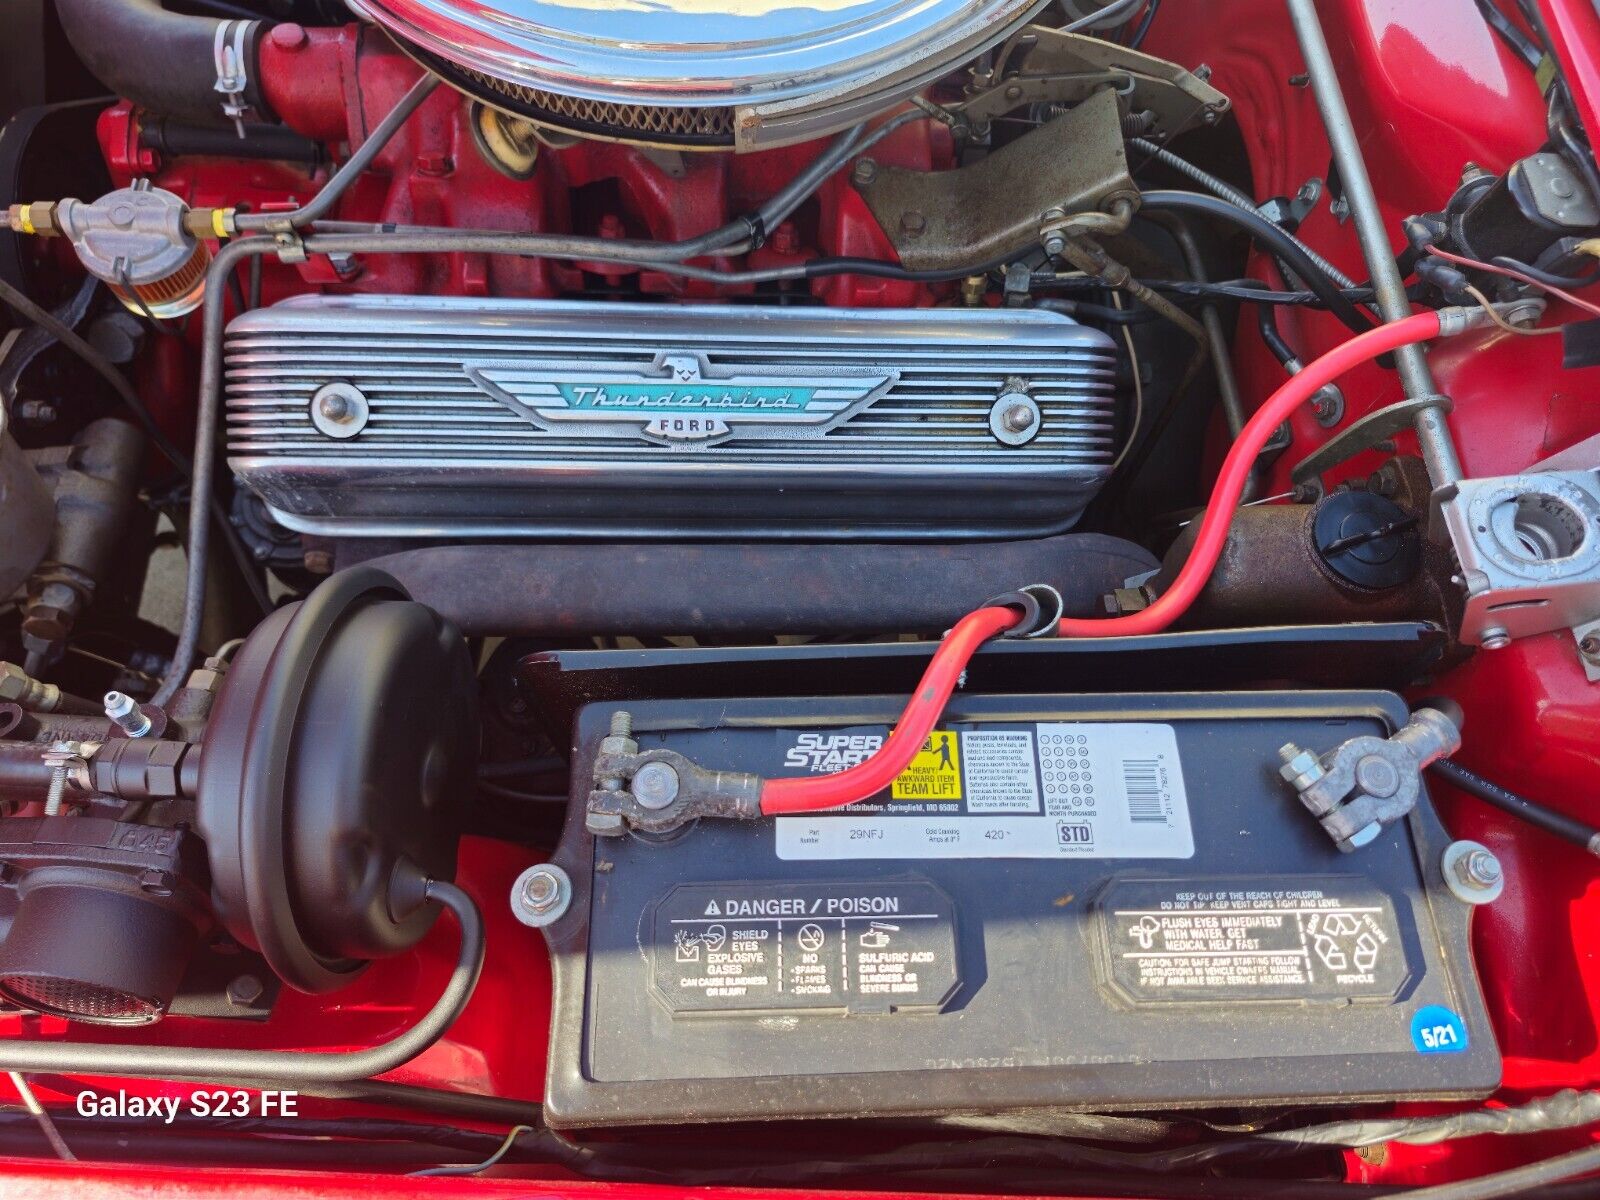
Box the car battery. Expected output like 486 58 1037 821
538 690 1499 1128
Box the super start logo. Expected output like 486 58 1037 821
784 732 885 773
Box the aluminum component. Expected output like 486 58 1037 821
309 382 370 440
989 385 1041 447
103 692 153 739
225 296 1120 540
1285 0 1462 491
21 419 147 672
1277 708 1462 853
1441 470 1600 646
511 864 571 928
348 0 1050 150
54 184 208 316
1442 840 1505 906
858 90 1135 273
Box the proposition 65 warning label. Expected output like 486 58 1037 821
774 722 1194 861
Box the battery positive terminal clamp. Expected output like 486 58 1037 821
586 710 762 837
1277 707 1462 852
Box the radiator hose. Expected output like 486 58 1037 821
55 0 272 126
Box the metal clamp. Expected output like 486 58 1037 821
213 20 256 139
586 711 761 837
1277 707 1461 852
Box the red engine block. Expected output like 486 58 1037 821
95 25 952 312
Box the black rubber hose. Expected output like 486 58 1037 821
1139 190 1377 333
1429 760 1600 856
1491 254 1600 290
0 880 481 1082
1256 295 1301 369
140 119 324 166
350 536 1158 638
54 0 271 127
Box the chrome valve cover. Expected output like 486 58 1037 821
224 296 1119 540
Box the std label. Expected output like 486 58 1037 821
775 722 1194 861
1098 877 1411 1004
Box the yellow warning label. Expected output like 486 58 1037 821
892 731 963 800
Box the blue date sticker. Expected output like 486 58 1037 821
1411 1005 1469 1054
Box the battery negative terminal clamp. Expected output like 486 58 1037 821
1277 707 1462 852
586 711 761 837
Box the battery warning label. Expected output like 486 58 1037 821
774 723 1193 861
648 881 960 1016
891 733 962 800
1098 877 1410 1004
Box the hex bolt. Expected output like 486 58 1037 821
1310 385 1345 427
1458 848 1502 889
1442 839 1505 905
1277 743 1325 791
40 740 78 817
104 690 153 738
632 760 681 810
899 210 927 237
1480 626 1512 650
226 974 265 1007
1354 753 1401 799
522 871 560 912
510 863 571 928
1042 229 1068 259
851 158 878 187
1002 404 1036 433
609 710 633 739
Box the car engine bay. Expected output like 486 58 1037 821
0 0 1599 1195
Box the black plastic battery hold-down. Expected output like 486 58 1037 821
537 690 1499 1129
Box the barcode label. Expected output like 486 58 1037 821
1121 759 1167 823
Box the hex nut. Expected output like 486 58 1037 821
511 863 572 927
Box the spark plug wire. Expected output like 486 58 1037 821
758 310 1451 816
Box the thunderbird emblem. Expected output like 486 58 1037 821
464 352 895 445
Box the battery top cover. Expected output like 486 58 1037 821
541 691 1498 1128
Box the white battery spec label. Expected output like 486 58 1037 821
647 881 959 1015
774 723 1194 860
1099 878 1409 1003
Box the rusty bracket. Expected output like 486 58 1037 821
854 87 1136 272
1291 395 1454 492
959 28 1229 138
